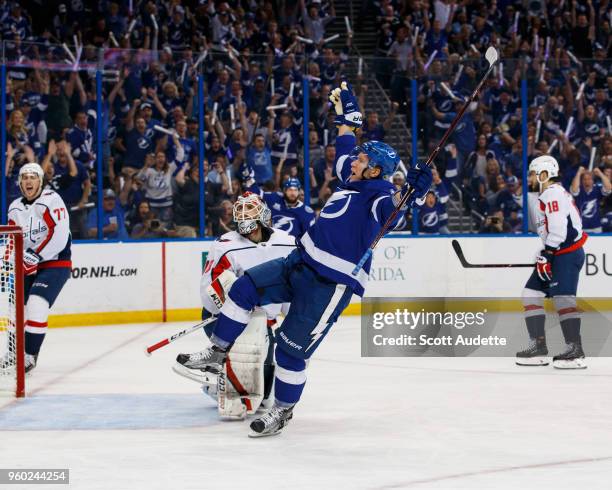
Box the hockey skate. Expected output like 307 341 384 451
552 342 587 369
516 338 549 366
24 354 37 374
248 405 293 438
176 345 227 371
0 353 36 373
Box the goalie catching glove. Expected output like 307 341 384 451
329 81 362 130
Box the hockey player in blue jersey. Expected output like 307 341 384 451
188 81 433 437
242 169 315 238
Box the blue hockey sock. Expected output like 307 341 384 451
212 275 260 348
274 348 306 407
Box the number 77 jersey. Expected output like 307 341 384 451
8 189 72 266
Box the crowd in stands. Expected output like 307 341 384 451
1 0 611 239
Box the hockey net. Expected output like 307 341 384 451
0 226 25 397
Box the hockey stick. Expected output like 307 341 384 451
451 240 534 268
145 317 216 356
352 47 500 276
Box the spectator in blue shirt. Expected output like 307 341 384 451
42 140 91 239
87 189 129 240
570 167 612 233
246 133 273 184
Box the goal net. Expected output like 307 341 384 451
0 226 25 397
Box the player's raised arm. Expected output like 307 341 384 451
328 81 363 183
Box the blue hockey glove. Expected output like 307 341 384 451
332 81 362 129
407 162 433 200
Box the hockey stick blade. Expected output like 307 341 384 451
451 240 534 268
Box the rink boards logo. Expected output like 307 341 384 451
368 245 408 282
71 265 138 279
585 253 612 277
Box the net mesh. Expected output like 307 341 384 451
0 231 18 395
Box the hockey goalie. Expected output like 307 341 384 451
173 192 296 419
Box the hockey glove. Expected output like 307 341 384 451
328 87 343 116
23 249 42 276
407 162 433 199
333 81 362 129
535 249 554 282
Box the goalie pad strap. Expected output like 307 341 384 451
225 358 253 412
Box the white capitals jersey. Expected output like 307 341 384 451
200 229 296 318
535 183 585 251
8 190 72 265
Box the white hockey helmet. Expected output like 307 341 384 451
18 162 45 197
529 155 559 184
233 192 272 235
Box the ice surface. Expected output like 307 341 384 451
1 317 611 490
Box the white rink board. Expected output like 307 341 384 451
51 236 612 317
53 241 164 315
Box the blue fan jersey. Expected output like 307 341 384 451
248 184 315 238
297 134 406 296
572 184 609 231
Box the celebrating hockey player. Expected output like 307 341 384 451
516 155 588 369
241 165 315 238
181 81 433 437
174 192 295 418
2 163 72 373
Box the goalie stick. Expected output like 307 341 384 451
145 317 216 356
352 47 500 276
452 240 534 268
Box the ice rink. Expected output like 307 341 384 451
1 316 612 490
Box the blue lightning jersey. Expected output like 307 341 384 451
297 134 405 296
248 184 315 238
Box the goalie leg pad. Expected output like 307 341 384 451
217 310 269 419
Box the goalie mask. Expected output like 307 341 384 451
233 192 272 235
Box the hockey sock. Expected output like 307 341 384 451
274 348 306 408
25 295 50 356
554 297 581 343
213 275 260 348
560 318 581 344
525 314 546 340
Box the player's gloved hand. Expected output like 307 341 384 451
23 249 42 276
328 87 343 116
406 162 433 199
239 162 255 186
333 81 362 129
536 249 554 282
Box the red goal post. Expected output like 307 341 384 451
0 225 25 398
